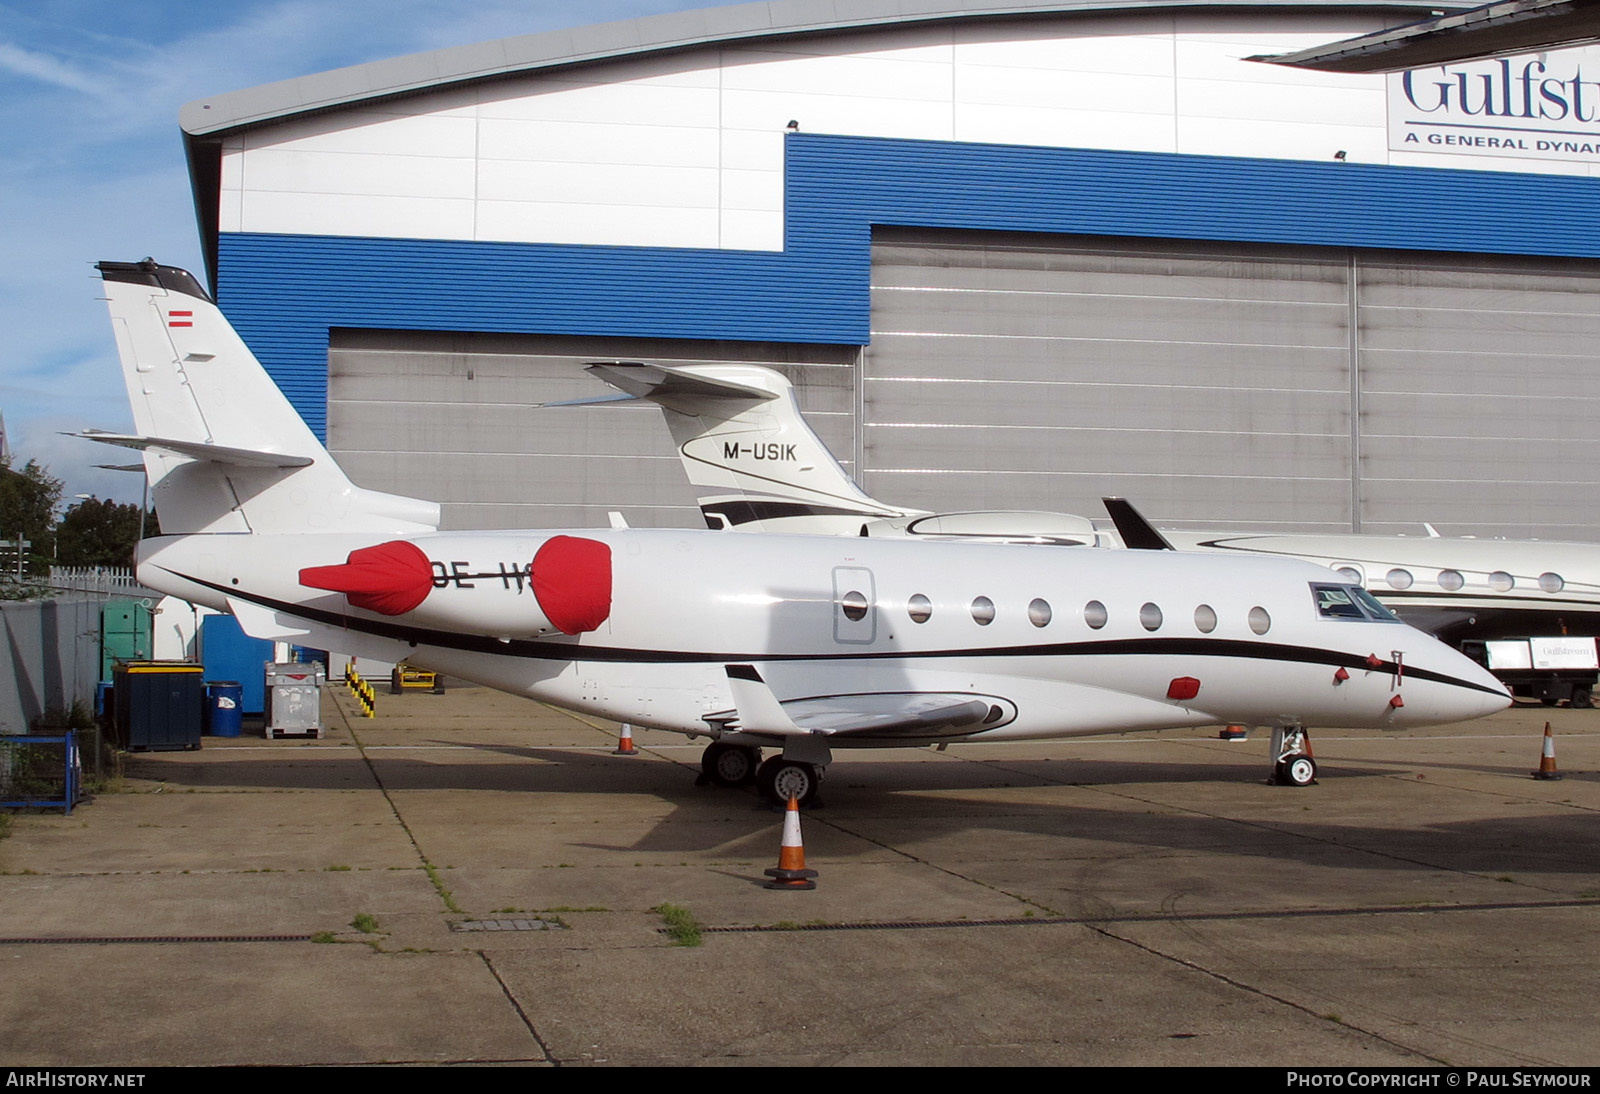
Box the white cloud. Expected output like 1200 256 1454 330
0 39 110 96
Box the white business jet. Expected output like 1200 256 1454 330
77 266 1506 805
563 362 1600 647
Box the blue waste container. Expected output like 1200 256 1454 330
207 681 244 738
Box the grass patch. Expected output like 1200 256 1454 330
325 864 351 872
350 913 378 934
423 863 463 914
310 931 336 944
654 902 702 947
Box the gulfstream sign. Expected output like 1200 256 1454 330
1388 48 1600 163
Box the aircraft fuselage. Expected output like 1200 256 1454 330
139 528 1507 743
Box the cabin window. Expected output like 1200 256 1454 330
1194 604 1217 633
1139 603 1163 631
1386 568 1413 590
907 594 933 623
1489 571 1515 592
1313 585 1365 619
970 596 995 626
1028 598 1052 627
841 590 869 622
1248 606 1271 635
1438 570 1464 592
1335 566 1363 584
1539 572 1564 593
1352 587 1401 621
1083 601 1108 629
1312 584 1399 623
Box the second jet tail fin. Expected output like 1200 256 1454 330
555 362 915 533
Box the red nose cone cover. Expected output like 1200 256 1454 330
299 540 433 616
533 535 612 634
1166 676 1201 702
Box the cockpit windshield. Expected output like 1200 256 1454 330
1311 583 1401 623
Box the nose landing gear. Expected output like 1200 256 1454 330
1270 724 1317 787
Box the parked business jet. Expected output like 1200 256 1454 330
566 362 1600 646
78 264 1506 805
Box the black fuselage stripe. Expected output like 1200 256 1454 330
171 569 1505 697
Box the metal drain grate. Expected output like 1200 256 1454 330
451 918 565 932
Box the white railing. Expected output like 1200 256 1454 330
43 567 157 598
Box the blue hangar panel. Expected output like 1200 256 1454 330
215 132 1600 438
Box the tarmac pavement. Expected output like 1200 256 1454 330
2 683 1597 1066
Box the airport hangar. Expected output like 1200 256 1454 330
177 0 1600 544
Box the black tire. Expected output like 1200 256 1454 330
756 756 819 807
1283 755 1317 787
701 742 760 787
1572 687 1593 710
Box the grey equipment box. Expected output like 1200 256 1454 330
264 662 326 739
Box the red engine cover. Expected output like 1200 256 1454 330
1166 676 1202 702
299 540 434 616
533 535 612 634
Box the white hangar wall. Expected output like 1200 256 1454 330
215 10 1591 255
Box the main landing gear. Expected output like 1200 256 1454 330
756 756 821 808
700 741 761 787
698 742 823 807
1269 724 1317 787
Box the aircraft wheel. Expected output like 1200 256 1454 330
701 742 761 787
757 757 820 807
1280 755 1317 787
1571 687 1593 710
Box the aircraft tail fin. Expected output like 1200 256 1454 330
561 361 911 533
89 260 439 535
1103 497 1175 550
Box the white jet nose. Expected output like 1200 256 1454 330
1396 645 1510 726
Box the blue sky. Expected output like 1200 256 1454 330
0 0 719 502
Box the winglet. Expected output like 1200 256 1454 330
725 664 801 733
1103 497 1175 551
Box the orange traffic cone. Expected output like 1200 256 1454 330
1218 725 1248 741
763 795 817 890
1532 722 1561 780
613 722 638 756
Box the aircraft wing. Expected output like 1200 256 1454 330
782 693 994 737
711 665 992 738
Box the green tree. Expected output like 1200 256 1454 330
0 456 62 575
56 497 153 568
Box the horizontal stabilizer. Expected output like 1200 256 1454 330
583 362 778 404
72 430 314 469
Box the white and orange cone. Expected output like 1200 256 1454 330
763 795 818 890
1533 722 1562 781
613 722 638 756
